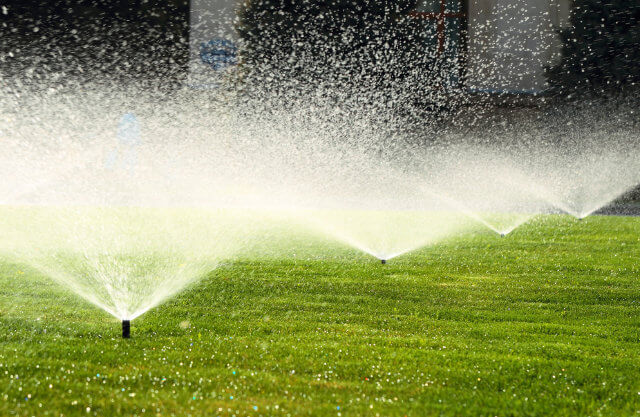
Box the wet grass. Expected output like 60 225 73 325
1 214 640 416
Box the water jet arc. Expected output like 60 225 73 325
122 320 131 338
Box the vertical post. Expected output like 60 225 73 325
122 320 131 338
437 0 446 54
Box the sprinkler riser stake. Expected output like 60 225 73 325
122 320 131 338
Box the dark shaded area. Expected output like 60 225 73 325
546 0 640 98
0 0 189 84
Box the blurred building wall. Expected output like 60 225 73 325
189 0 573 92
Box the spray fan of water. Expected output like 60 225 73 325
0 206 260 321
1 81 639 330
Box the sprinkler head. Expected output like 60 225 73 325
500 233 505 238
122 320 131 338
381 259 386 265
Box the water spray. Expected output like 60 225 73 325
122 320 131 338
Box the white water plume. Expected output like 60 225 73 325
1 81 639 321
528 148 640 219
0 206 260 320
301 209 476 261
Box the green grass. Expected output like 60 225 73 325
1 215 640 416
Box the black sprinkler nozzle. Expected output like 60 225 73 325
381 259 386 265
122 320 131 338
500 233 505 238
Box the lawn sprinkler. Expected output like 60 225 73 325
500 233 505 238
381 259 387 265
122 320 131 338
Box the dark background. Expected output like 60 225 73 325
0 0 190 82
